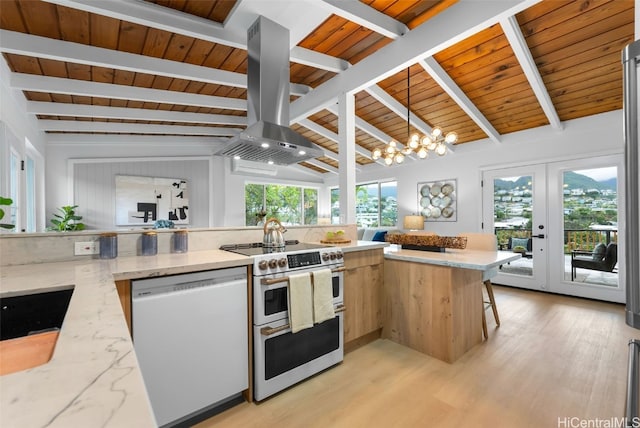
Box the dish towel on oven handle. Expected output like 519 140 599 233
288 272 314 333
312 268 335 324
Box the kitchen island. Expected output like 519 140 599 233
383 246 521 363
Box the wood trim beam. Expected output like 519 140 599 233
10 73 247 110
419 57 501 144
297 118 383 165
500 16 562 130
38 120 241 136
289 164 326 178
323 105 405 163
43 0 349 73
318 0 408 39
305 159 339 174
26 101 247 125
45 133 226 146
0 30 310 96
290 0 540 121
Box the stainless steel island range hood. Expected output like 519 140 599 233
215 16 323 166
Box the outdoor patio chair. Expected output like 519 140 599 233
571 242 618 281
506 236 533 259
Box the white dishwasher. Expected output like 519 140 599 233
132 267 248 427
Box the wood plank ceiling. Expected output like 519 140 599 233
0 0 635 175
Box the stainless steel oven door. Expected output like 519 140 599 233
253 309 344 401
253 270 343 326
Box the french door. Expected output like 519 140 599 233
482 164 548 291
547 156 624 303
482 155 625 303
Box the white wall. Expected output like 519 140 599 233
0 60 48 231
325 111 625 235
46 138 330 229
72 158 210 230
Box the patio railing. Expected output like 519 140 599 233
494 227 618 253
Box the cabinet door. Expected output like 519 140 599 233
344 263 383 343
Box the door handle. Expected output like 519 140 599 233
532 234 545 239
260 305 346 336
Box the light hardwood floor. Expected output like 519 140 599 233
196 286 640 428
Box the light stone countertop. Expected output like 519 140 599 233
384 246 522 270
0 243 380 427
326 240 389 253
0 249 252 428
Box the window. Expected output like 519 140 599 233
25 156 35 232
9 149 19 231
331 188 340 224
245 183 318 226
331 181 397 227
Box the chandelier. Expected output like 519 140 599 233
371 68 458 165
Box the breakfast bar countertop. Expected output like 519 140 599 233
383 245 522 270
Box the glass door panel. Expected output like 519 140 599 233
548 156 625 303
482 165 547 291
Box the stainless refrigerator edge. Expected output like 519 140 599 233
623 38 640 424
624 38 640 329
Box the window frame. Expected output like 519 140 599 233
330 180 398 227
244 182 319 226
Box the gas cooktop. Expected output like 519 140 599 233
220 240 332 256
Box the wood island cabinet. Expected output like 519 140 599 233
343 249 384 353
114 279 132 334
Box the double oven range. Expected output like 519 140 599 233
221 240 345 401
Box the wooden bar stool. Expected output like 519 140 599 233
459 233 501 339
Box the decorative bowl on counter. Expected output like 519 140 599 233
385 233 467 252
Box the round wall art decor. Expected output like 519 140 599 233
418 179 457 222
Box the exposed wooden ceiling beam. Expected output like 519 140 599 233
42 0 350 73
363 85 450 155
500 16 563 130
289 163 326 178
419 57 501 144
304 159 339 175
45 133 226 147
38 120 241 136
297 118 385 166
0 30 311 96
26 101 247 125
290 0 541 122
318 0 408 39
11 73 247 110
322 105 413 162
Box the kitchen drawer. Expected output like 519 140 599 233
344 249 384 270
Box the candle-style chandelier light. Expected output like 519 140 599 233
371 67 458 165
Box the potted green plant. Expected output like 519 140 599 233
48 205 86 231
0 196 15 230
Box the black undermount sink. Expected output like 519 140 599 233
1 288 74 341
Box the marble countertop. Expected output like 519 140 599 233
327 240 389 253
0 249 252 428
384 245 522 270
0 242 381 427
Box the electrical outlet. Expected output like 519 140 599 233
75 241 98 256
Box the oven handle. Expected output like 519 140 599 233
260 304 345 336
260 267 345 286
